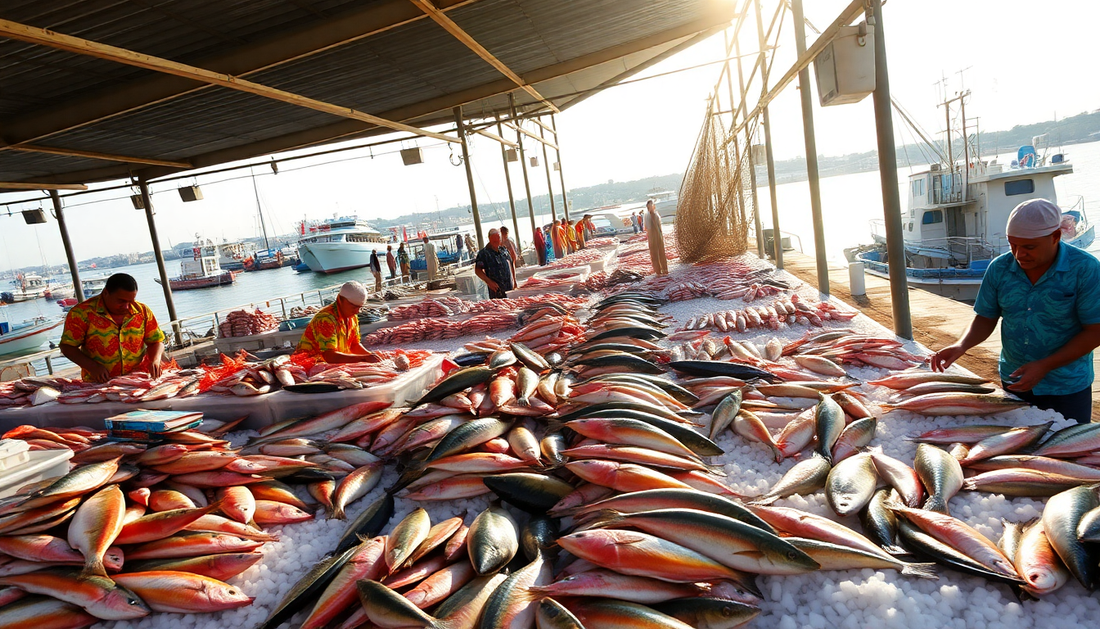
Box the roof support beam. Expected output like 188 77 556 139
408 0 560 114
11 145 191 168
504 121 558 150
0 182 86 190
0 0 477 147
471 127 518 149
0 18 459 144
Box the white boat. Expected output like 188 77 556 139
0 312 63 358
216 241 249 271
81 275 108 298
297 217 389 274
853 90 1094 302
648 190 679 224
155 240 237 290
3 273 50 302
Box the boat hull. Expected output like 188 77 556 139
0 319 63 357
155 271 236 290
298 242 380 274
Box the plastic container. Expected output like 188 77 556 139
531 265 590 284
0 448 73 499
0 439 30 471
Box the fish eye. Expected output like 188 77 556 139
723 605 736 617
787 550 798 559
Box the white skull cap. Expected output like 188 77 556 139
1006 198 1061 239
338 281 368 306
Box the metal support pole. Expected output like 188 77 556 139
870 0 913 339
50 190 83 302
791 0 827 293
550 115 569 221
496 116 521 249
453 106 484 250
137 177 182 346
539 124 557 222
510 94 538 238
755 0 782 269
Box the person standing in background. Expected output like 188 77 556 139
645 200 668 275
575 218 587 249
475 229 515 299
368 249 382 292
455 233 464 260
424 235 439 281
552 219 565 259
397 243 410 282
500 225 520 289
533 222 547 266
386 245 397 280
465 234 476 256
631 213 639 234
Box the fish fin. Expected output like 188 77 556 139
922 496 949 515
332 506 346 520
704 462 727 476
882 545 909 556
570 509 624 531
960 479 977 491
746 494 777 506
901 562 939 580
83 558 108 578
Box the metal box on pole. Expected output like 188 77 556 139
814 24 876 106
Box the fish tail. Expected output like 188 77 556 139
883 544 908 556
769 445 783 464
746 494 777 506
574 508 624 531
960 479 978 491
331 505 346 520
901 562 939 580
922 495 950 515
83 558 107 578
704 462 727 476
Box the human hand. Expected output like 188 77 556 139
87 362 111 383
148 360 163 380
1006 360 1051 393
486 280 499 291
930 344 966 372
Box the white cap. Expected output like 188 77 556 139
1006 198 1062 239
338 281 368 306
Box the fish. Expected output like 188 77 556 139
0 568 150 620
574 488 774 533
478 552 553 629
112 571 252 613
151 450 238 474
404 561 478 610
732 410 782 462
535 598 585 629
415 366 495 406
357 580 442 629
558 529 750 584
385 508 432 572
0 535 123 570
1033 423 1100 458
793 355 847 377
562 444 716 473
249 480 310 510
468 505 519 575
655 597 761 629
566 460 693 493
860 488 903 554
489 349 518 369
0 596 97 629
299 536 387 629
126 552 263 581
1015 519 1071 597
667 361 778 381
746 504 899 561
252 401 392 444
511 342 551 372
890 505 1021 582
564 417 701 460
10 459 120 513
405 517 464 567
114 503 221 545
584 507 818 575
530 570 703 604
914 443 963 514
255 546 357 629
253 500 313 525
1042 485 1100 590
959 422 1053 466
508 420 542 465
566 599 695 629
330 461 384 520
216 486 256 524
482 473 575 514
908 424 1013 445
814 394 845 463
774 409 816 460
126 532 264 560
961 469 1085 496
751 455 831 505
826 452 879 517
882 392 1029 416
999 519 1025 563
334 492 394 554
786 537 937 579
831 416 877 463
868 448 924 508
424 417 514 464
869 370 988 389
66 484 125 576
516 367 539 406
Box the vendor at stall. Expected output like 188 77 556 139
59 273 166 383
295 281 380 364
475 228 514 299
931 199 1100 423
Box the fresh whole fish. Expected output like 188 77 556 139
831 416 877 463
959 421 1052 466
869 448 924 508
477 552 553 629
882 392 1029 416
112 570 253 613
0 568 151 620
558 529 750 583
786 537 937 579
1015 519 1070 597
655 597 761 629
0 596 97 629
1042 485 1100 590
890 505 1021 582
468 505 519 575
814 394 845 463
330 461 384 520
914 443 963 514
860 488 903 554
825 453 878 517
385 508 431 572
66 484 125 576
752 455 831 505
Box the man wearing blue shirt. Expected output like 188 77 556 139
931 199 1100 423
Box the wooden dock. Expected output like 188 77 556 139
779 251 1099 420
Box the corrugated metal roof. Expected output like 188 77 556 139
0 0 733 187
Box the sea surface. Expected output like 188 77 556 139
5 139 1099 373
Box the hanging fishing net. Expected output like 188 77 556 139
674 104 758 263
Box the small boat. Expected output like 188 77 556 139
0 312 63 358
242 248 284 271
80 275 108 298
155 240 237 291
3 273 50 302
291 259 312 273
43 282 74 300
409 230 470 275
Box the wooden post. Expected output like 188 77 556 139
510 94 538 239
550 115 569 221
496 116 521 249
137 177 182 346
792 0 827 294
755 0 782 268
50 190 83 303
539 124 557 222
454 106 484 250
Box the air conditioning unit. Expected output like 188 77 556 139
814 23 876 106
505 148 519 163
400 148 424 165
131 194 145 210
21 209 47 224
177 185 203 202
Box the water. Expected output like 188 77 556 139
7 140 1099 371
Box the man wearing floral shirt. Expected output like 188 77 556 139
295 281 380 363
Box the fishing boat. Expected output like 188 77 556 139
409 230 470 276
80 275 108 298
648 189 679 224
2 273 50 303
0 311 63 358
850 90 1094 302
296 216 389 274
242 248 284 271
216 240 249 271
155 241 237 290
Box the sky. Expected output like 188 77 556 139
2 0 1099 270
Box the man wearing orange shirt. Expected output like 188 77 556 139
295 281 380 364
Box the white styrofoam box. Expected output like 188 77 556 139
0 448 73 499
0 439 30 471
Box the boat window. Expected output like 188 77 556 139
911 178 925 197
1005 179 1035 196
908 222 913 231
922 210 943 225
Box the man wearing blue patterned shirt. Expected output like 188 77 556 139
931 199 1100 423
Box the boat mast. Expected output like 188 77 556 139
252 170 270 250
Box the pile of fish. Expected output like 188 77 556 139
218 309 280 338
387 295 587 322
578 268 646 292
675 295 859 336
361 313 522 347
521 271 590 290
540 247 611 271
0 402 411 624
387 297 471 320
582 237 618 249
